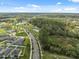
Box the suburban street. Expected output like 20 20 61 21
24 29 40 59
29 33 40 59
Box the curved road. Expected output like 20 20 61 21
24 29 40 59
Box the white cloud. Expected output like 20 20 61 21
63 7 77 11
0 4 79 13
13 4 41 12
12 4 41 12
51 7 78 13
31 4 41 10
56 2 62 5
51 9 62 12
69 0 79 3
26 4 41 10
31 4 40 8
55 9 62 12
27 4 40 8
14 7 25 9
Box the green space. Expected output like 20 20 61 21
0 29 7 35
30 14 79 59
14 23 30 59
43 51 74 59
1 13 79 59
20 36 30 59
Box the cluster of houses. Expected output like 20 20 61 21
0 35 26 59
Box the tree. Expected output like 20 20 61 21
39 24 49 50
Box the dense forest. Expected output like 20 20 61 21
31 14 79 59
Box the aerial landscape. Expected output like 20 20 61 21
0 0 79 59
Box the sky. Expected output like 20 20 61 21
0 0 79 13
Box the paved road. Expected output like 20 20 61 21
24 29 40 59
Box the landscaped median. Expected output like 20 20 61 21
24 29 33 59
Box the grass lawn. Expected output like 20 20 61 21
20 36 30 59
0 29 7 35
43 51 75 59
